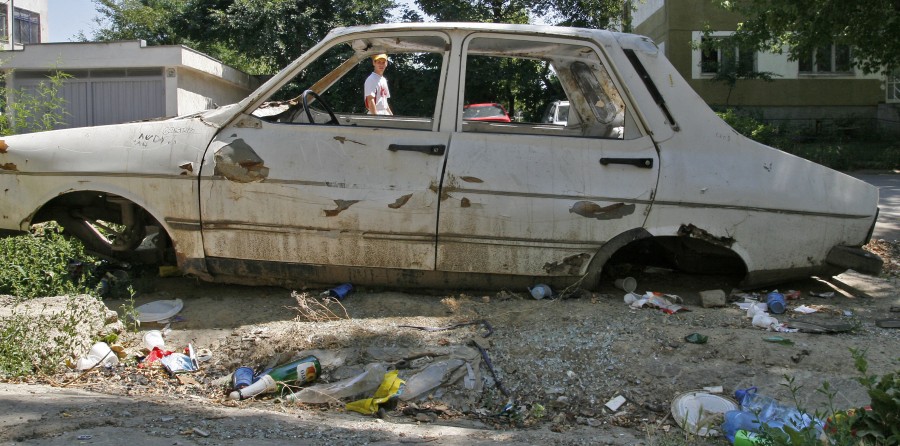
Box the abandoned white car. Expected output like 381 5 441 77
0 23 882 290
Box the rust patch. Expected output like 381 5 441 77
179 162 193 172
677 223 735 247
388 194 413 209
459 176 483 183
569 201 635 220
460 197 471 208
0 140 8 153
543 253 591 275
0 162 17 171
214 139 269 183
333 136 365 146
324 200 360 217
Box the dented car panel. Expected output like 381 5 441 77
199 122 450 271
0 23 881 290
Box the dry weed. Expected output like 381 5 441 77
290 291 350 322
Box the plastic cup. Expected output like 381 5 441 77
614 277 637 293
529 284 552 299
143 330 165 350
766 292 786 314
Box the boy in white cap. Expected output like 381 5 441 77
364 54 393 115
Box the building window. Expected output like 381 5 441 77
888 70 900 103
12 7 40 44
799 44 851 73
700 37 755 75
0 4 8 42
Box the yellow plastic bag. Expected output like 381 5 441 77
346 370 405 415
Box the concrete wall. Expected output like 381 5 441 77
2 40 257 127
176 68 252 115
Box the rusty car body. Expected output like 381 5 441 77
0 23 881 289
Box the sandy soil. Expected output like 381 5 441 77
2 254 898 445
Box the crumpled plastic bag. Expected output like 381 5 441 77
346 370 405 415
625 291 687 314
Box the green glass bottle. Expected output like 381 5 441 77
264 355 321 386
229 355 321 400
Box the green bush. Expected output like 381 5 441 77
716 108 789 149
0 225 97 300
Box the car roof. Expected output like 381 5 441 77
326 22 624 48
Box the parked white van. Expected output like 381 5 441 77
0 23 881 289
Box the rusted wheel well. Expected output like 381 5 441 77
584 228 747 288
603 234 747 279
31 191 173 265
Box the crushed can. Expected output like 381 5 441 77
232 366 254 390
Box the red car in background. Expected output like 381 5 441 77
463 102 511 122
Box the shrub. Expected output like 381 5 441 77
0 224 97 300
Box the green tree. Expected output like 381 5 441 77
87 0 396 74
714 0 900 73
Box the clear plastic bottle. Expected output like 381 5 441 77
724 387 821 443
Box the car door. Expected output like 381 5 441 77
436 34 659 277
199 36 450 273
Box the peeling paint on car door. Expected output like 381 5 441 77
199 118 449 270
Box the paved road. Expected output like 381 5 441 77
850 172 900 241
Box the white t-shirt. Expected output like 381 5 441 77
364 72 391 115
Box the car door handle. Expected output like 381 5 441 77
599 157 653 168
388 144 446 156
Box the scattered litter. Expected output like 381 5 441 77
139 346 174 368
614 277 637 293
76 435 92 440
135 298 184 323
784 290 801 300
670 390 738 436
159 344 199 374
605 395 627 411
196 348 212 362
764 336 795 346
286 362 386 404
160 416 175 422
529 284 552 300
684 333 708 344
75 342 119 370
346 370 406 415
703 386 724 394
766 291 786 314
809 291 835 298
792 305 818 314
322 283 353 301
627 292 687 314
142 330 165 350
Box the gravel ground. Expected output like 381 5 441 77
1 241 898 445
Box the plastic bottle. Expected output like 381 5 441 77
228 355 321 400
723 387 821 443
229 374 277 400
766 291 786 314
284 362 387 404
733 430 763 446
722 410 771 443
529 284 552 300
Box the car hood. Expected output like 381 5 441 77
0 117 220 177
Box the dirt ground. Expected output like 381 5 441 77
2 242 899 445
